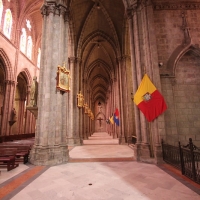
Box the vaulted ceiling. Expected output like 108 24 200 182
70 0 126 103
20 0 130 104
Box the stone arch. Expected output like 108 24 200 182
18 68 32 86
85 59 112 81
15 0 41 47
164 48 200 146
0 48 13 80
77 4 121 58
166 44 200 76
95 112 106 120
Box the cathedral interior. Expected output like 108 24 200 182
0 0 200 199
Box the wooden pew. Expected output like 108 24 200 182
0 145 31 164
0 149 19 171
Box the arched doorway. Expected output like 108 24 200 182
0 60 5 133
12 72 36 136
174 50 200 146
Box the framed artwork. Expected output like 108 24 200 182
56 64 70 92
77 91 84 108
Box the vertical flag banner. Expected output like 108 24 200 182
114 108 120 126
134 74 167 122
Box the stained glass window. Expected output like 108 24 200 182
20 28 26 53
27 36 32 59
26 19 31 31
0 0 3 26
37 48 41 68
3 9 12 39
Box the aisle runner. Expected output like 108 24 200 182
0 166 48 200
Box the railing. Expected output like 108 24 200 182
162 138 200 184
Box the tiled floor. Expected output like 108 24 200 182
0 133 200 199
3 162 199 200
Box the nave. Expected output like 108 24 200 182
0 133 199 200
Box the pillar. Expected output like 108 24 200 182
29 1 69 165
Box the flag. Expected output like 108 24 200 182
114 108 120 126
109 115 114 125
134 74 167 122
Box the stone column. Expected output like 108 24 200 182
68 57 81 145
29 1 69 165
113 72 121 139
112 79 117 138
67 57 75 145
1 80 16 136
127 7 142 160
132 6 151 160
142 2 163 163
117 57 125 143
24 85 34 134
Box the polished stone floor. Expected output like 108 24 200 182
0 133 200 200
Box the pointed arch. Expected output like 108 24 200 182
18 68 32 86
77 4 120 58
95 112 106 120
0 48 13 80
167 44 200 76
86 59 112 81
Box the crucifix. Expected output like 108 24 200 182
97 117 103 127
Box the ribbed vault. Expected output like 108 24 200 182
70 0 125 105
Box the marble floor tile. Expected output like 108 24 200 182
9 162 200 200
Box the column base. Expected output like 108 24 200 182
67 137 82 146
154 144 163 164
119 136 126 144
29 144 69 166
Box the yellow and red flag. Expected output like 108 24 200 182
134 74 167 122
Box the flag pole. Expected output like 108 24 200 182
148 122 154 158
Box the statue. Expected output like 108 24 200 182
29 76 38 107
11 108 17 122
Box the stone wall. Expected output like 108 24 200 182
153 1 200 147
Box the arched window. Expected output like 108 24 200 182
37 48 41 68
20 28 26 54
27 36 32 59
0 0 3 26
3 9 12 39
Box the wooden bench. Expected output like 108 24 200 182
0 145 31 164
0 149 19 171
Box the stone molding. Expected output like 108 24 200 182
126 0 152 17
5 80 15 85
154 3 200 10
41 2 68 16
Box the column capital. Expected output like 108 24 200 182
68 57 76 63
68 57 82 64
122 55 131 62
5 80 15 85
41 2 68 16
126 6 137 19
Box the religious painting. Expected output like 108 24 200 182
77 91 84 108
56 63 70 92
